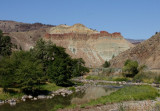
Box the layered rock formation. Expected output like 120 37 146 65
110 32 160 69
44 24 133 67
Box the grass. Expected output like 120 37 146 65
80 85 159 108
68 87 76 92
40 83 63 91
0 88 24 100
133 71 160 84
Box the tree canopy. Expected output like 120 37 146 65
0 30 12 57
0 38 89 92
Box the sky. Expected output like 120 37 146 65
0 0 160 39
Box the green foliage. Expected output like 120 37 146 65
0 51 44 92
32 39 89 86
0 30 12 56
0 88 24 100
0 57 15 91
122 59 139 77
133 71 160 83
0 39 89 92
69 87 76 92
71 58 89 77
40 83 62 91
81 85 158 107
103 61 110 68
51 104 64 111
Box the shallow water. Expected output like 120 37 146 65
0 85 121 111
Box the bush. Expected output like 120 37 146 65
103 61 110 68
122 59 138 77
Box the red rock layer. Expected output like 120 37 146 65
45 31 122 40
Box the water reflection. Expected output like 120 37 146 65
0 86 119 111
71 86 117 104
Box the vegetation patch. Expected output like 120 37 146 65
80 85 158 107
133 71 160 83
40 83 63 91
0 88 24 100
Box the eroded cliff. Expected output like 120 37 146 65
44 24 133 67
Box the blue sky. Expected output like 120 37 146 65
0 0 160 39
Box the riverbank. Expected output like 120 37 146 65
59 99 160 111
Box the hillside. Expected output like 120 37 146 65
0 20 54 32
110 32 160 69
44 24 133 67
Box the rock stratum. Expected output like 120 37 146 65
110 32 160 69
44 24 133 67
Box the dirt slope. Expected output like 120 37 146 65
110 32 160 69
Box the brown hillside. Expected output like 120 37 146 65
0 20 54 32
110 32 160 69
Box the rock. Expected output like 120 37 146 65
38 95 46 99
9 102 16 106
22 95 28 99
22 98 26 101
51 94 55 97
33 97 37 100
0 100 4 105
47 96 52 99
28 95 33 99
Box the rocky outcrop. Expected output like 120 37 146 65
110 32 160 69
44 24 133 67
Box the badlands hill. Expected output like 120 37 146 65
45 24 133 67
110 32 160 69
0 20 133 67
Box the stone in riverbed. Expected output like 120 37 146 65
33 97 38 100
38 95 46 99
28 95 33 99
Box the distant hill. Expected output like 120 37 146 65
110 32 160 69
0 20 55 32
126 38 144 45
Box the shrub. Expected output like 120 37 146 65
122 59 138 77
103 61 110 68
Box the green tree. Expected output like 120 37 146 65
103 61 110 68
0 51 44 92
122 59 139 77
11 51 44 91
0 57 15 92
71 58 89 77
0 30 12 56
